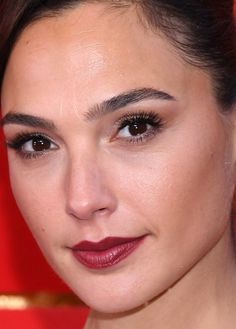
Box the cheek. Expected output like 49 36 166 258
118 115 234 257
8 157 65 244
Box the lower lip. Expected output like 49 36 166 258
72 236 145 269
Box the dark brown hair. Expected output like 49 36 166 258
0 0 236 108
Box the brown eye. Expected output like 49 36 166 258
117 121 152 138
128 123 149 136
22 135 58 153
31 136 51 151
6 133 59 160
114 111 164 144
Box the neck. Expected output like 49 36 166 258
85 224 236 329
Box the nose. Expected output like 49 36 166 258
65 155 117 221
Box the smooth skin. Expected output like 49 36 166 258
2 3 236 329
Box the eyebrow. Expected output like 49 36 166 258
1 113 56 130
85 88 176 121
1 88 176 129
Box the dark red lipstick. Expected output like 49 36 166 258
71 236 146 269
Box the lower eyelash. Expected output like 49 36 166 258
124 125 161 144
19 151 47 160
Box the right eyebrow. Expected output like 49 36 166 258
1 113 56 130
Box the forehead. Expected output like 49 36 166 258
1 2 208 117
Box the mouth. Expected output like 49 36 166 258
71 235 146 269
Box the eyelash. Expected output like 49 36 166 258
114 111 164 144
6 132 58 160
6 111 164 160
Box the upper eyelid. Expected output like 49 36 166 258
8 132 50 142
6 125 65 143
6 132 59 149
115 111 162 126
116 110 158 119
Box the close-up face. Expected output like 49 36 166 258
1 3 236 313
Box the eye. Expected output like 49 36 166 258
118 120 153 138
6 133 59 159
22 135 56 152
114 111 164 144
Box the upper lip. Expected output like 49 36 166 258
72 236 145 252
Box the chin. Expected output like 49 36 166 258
69 281 155 315
82 296 145 315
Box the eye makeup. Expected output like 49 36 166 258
5 110 165 160
113 110 165 144
6 131 58 160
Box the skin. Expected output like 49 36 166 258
2 3 236 328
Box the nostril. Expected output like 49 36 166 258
97 208 108 214
67 204 111 221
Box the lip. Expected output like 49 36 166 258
71 235 146 269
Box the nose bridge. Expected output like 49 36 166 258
65 151 116 220
69 154 99 196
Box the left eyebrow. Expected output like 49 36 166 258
1 112 56 130
85 87 176 121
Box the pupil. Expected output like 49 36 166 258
32 137 50 151
129 123 147 136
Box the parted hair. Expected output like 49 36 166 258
0 0 235 108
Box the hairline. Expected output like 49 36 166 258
7 1 213 75
1 0 235 110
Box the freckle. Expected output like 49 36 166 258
41 227 46 233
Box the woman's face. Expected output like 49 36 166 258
1 3 236 312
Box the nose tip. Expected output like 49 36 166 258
67 200 114 221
